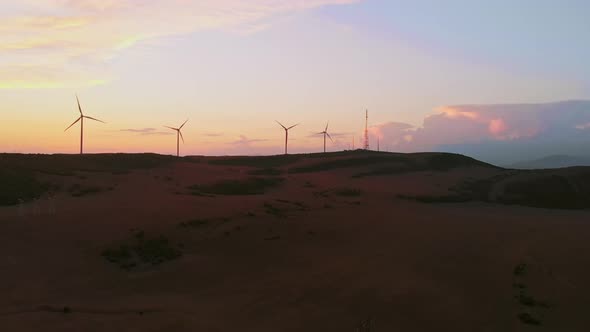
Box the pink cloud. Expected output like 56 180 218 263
488 118 507 136
371 100 590 152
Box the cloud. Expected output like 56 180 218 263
120 128 173 136
575 122 590 130
371 100 590 163
203 132 224 137
0 0 361 89
228 135 269 145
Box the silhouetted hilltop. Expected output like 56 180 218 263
2 151 589 210
0 153 179 205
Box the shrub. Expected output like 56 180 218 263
333 188 362 197
518 312 541 325
102 234 182 270
189 177 284 196
178 219 209 228
248 168 283 176
513 263 528 276
0 169 49 206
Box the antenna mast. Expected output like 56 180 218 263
363 109 369 150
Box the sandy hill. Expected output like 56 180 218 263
1 151 589 331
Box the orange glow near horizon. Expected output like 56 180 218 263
1 1 587 156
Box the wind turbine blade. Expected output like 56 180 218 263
76 94 83 115
180 119 189 129
287 123 299 130
84 116 105 123
275 120 287 130
325 122 329 132
64 117 81 131
327 132 334 142
179 130 185 143
164 126 178 131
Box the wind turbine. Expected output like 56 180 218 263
64 94 105 155
165 119 188 157
317 122 333 153
276 121 298 155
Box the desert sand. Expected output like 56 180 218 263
0 151 589 331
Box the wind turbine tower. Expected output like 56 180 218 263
276 121 298 155
317 122 333 153
165 119 188 157
363 109 369 150
64 95 105 155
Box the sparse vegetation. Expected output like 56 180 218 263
397 193 471 204
102 234 182 270
248 168 283 176
425 154 494 171
0 169 49 206
333 188 362 197
500 174 590 209
303 181 316 188
102 245 133 268
394 169 590 210
514 263 528 276
293 201 308 210
68 183 104 197
517 292 538 307
273 199 308 211
518 312 541 326
352 165 413 178
208 155 301 168
188 191 215 197
178 217 231 229
178 219 209 228
351 153 496 178
313 190 330 198
0 153 179 175
516 291 549 308
512 261 550 326
189 177 284 195
264 202 287 218
290 155 400 173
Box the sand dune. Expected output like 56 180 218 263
1 151 589 331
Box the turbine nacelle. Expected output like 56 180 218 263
276 120 298 155
165 119 189 156
318 121 333 153
64 95 105 154
276 120 298 131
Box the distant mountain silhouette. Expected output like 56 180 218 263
507 155 590 169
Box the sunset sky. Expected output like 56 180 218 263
1 0 589 157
